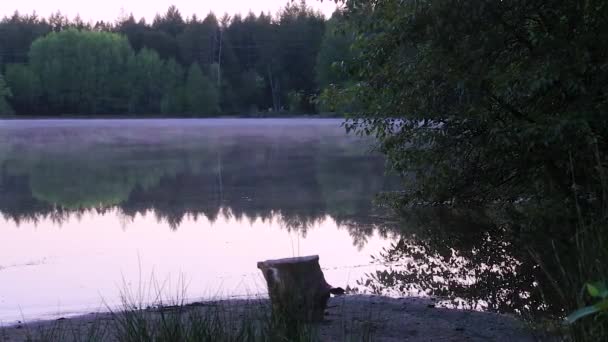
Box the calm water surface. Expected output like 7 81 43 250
0 119 548 325
0 119 398 324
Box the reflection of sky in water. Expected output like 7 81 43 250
0 209 395 324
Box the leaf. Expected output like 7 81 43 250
586 282 608 299
587 283 601 298
595 298 608 311
565 299 608 324
565 306 600 324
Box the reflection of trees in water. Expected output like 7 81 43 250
1 130 562 316
353 208 556 317
0 156 568 318
0 131 393 236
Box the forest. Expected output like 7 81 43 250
0 2 351 116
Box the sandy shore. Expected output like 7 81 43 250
1 295 537 341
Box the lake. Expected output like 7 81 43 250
0 119 550 326
0 119 399 324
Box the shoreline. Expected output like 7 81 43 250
1 295 538 341
0 114 343 120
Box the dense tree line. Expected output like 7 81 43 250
0 73 12 114
0 2 350 116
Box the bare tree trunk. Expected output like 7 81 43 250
267 65 280 112
217 28 223 87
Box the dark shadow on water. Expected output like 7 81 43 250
350 207 562 319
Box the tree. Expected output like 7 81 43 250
315 10 357 113
184 63 219 116
0 11 51 67
339 1 608 339
161 58 185 114
236 69 264 112
0 6 336 116
341 0 608 206
0 73 14 115
152 5 185 37
29 29 133 114
315 11 353 89
48 11 69 32
127 48 165 114
275 1 325 112
177 13 219 67
115 15 148 51
4 64 41 114
221 11 279 112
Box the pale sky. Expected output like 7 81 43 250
0 0 339 23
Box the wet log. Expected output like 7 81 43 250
257 255 343 322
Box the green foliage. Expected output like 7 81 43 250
314 11 361 115
4 64 41 114
184 63 219 116
339 0 608 340
0 73 14 115
340 0 608 207
315 11 353 90
567 282 608 324
127 48 165 114
0 12 51 66
237 70 264 112
177 13 218 67
275 2 326 112
161 58 185 114
317 82 360 114
152 5 185 37
287 90 305 114
29 28 133 114
1 5 331 116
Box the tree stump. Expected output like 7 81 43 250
257 255 343 322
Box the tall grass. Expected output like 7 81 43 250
561 223 608 340
16 314 110 342
109 284 373 342
12 287 373 342
531 149 608 341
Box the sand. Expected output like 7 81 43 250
0 295 537 342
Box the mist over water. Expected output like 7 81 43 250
0 119 398 324
0 119 549 325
